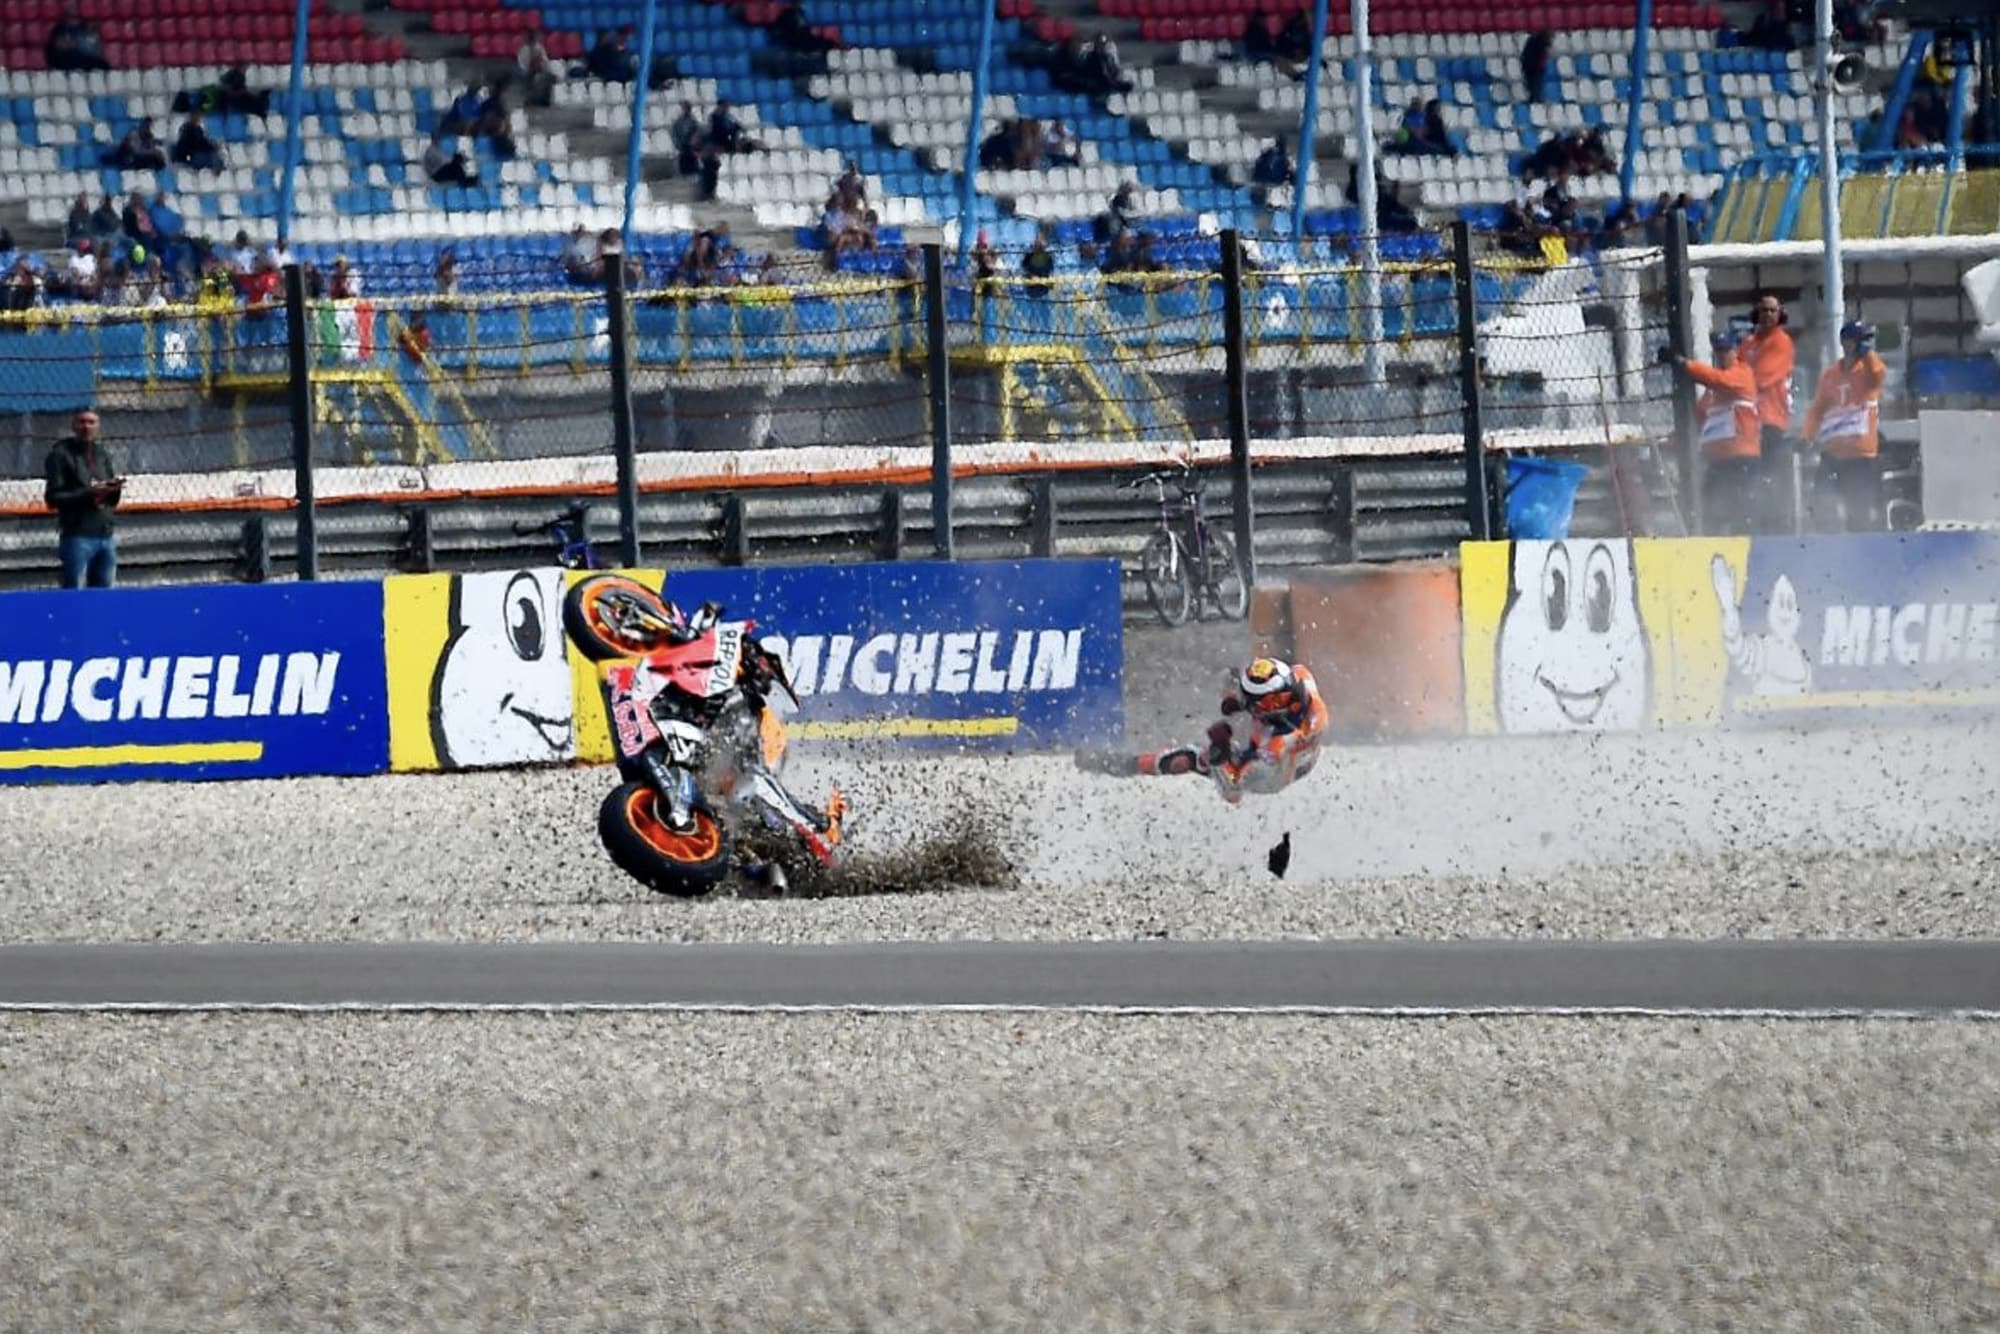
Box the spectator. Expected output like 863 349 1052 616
1673 330 1764 534
1252 137 1293 187
171 113 224 171
1083 33 1132 95
1642 190 1675 245
518 30 559 107
45 4 109 72
44 408 122 589
54 238 101 300
477 88 518 158
64 192 92 247
772 3 839 53
227 229 259 277
970 230 1000 284
196 257 238 311
834 160 867 212
977 123 1015 170
424 130 478 186
1243 12 1310 81
171 65 268 119
1804 320 1887 532
327 255 362 299
671 102 704 174
587 28 639 83
121 192 160 249
561 224 596 283
241 253 282 310
107 118 167 171
1598 196 1639 248
1497 195 1549 257
697 140 722 200
133 252 169 309
88 193 121 245
707 99 762 153
1043 119 1079 166
3 258 43 312
1521 30 1552 103
1020 231 1056 285
818 191 869 262
98 258 129 307
1099 181 1140 241
1421 99 1458 155
397 311 432 363
435 248 459 296
442 83 487 136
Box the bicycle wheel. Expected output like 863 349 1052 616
1140 529 1193 627
1202 530 1250 620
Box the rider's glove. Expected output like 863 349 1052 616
1219 693 1244 716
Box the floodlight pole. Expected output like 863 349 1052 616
1814 0 1845 366
1354 0 1383 387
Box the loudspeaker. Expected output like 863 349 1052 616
1832 52 1867 93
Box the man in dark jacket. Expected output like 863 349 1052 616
44 408 122 588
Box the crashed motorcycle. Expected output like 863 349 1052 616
563 573 848 896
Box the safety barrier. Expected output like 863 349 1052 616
1257 531 2000 739
0 556 1124 785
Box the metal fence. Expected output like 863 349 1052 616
0 218 1693 586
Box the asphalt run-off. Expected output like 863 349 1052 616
3 940 1999 1015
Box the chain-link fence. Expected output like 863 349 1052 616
0 219 1699 586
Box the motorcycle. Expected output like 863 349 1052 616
562 572 849 897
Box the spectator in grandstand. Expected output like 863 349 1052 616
1496 196 1549 258
97 259 129 308
1744 0 1792 52
328 255 362 299
1641 190 1675 245
132 252 169 309
518 30 560 108
587 28 641 83
226 229 259 277
88 194 122 246
1521 30 1552 104
1100 182 1141 241
44 408 122 589
671 102 704 174
1043 119 1079 166
241 253 283 311
3 259 43 312
64 193 92 248
441 83 487 136
1242 12 1310 81
819 191 870 264
970 230 1001 284
1253 138 1294 189
1597 197 1640 248
1021 231 1057 286
561 225 596 283
45 5 110 72
833 161 867 212
477 89 518 159
196 257 238 311
1804 320 1887 532
424 130 479 186
121 193 161 254
397 311 432 363
1673 330 1764 534
771 3 840 53
708 99 762 154
106 119 167 172
171 113 224 172
435 248 459 296
977 124 1016 170
696 139 723 200
172 66 269 119
56 239 101 302
675 228 728 287
1082 33 1133 96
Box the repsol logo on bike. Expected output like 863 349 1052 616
762 629 1085 696
0 653 342 725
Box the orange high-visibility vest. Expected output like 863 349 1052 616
1804 352 1887 459
1688 359 1761 460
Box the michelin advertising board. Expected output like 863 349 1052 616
0 582 389 784
383 558 1126 772
1462 533 2000 733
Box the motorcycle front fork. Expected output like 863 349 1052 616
637 748 701 833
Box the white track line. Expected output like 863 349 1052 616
3 1003 1999 1019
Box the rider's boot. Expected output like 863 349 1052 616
1140 745 1209 776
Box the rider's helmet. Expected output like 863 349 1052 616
1239 657 1299 720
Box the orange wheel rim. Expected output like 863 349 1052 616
585 580 661 654
625 789 722 862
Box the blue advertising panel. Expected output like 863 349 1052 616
1723 532 2000 720
0 582 390 784
657 558 1125 748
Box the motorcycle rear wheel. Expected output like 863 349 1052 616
598 781 733 896
565 574 676 661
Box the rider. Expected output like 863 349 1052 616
1084 656 1330 805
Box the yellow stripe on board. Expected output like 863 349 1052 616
0 741 266 771
791 717 1021 740
1734 688 2000 714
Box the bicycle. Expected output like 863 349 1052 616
1121 460 1249 626
515 503 607 570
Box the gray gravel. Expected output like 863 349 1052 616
2 723 1995 942
2 1014 1996 1331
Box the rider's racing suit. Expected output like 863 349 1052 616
1140 663 1330 804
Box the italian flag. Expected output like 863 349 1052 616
314 301 376 363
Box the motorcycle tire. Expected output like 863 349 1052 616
565 574 675 661
598 781 733 896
